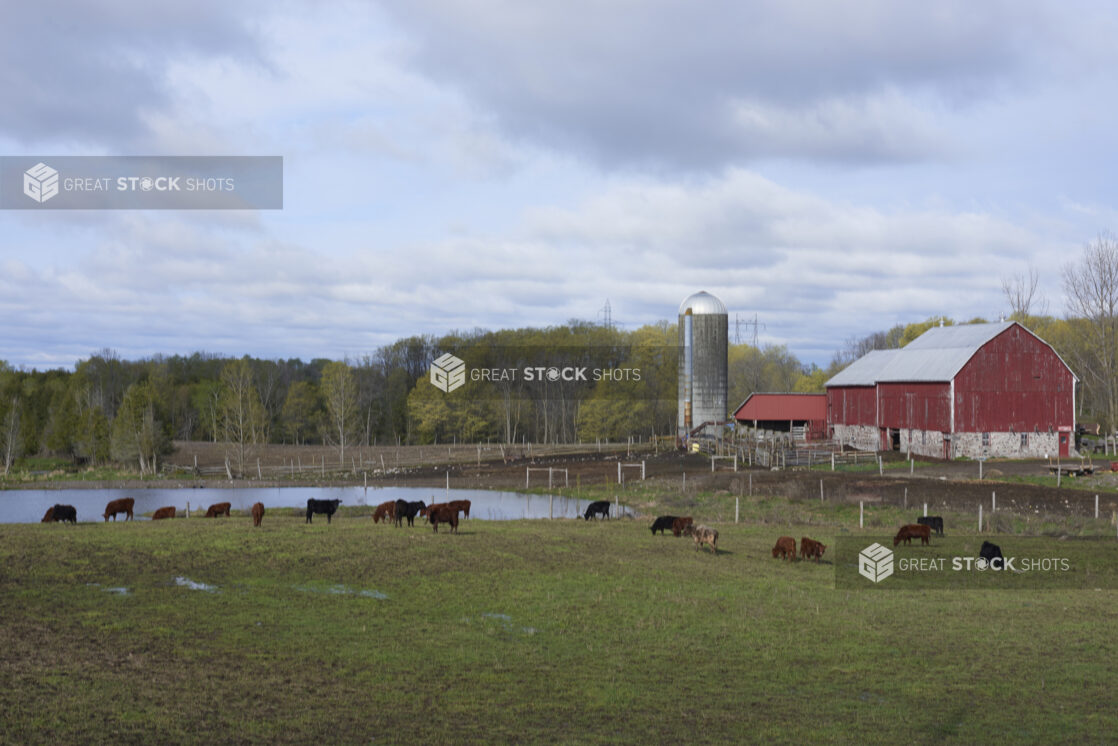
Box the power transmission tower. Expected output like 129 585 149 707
598 299 613 330
736 313 764 347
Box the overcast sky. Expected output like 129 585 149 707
3 0 1117 370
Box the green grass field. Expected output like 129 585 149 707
2 509 1117 745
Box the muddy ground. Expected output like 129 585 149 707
9 441 1115 521
154 441 1118 519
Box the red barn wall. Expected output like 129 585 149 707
876 382 951 431
953 326 1074 432
827 386 877 426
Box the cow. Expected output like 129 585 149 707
684 524 718 554
372 500 397 524
671 516 693 537
103 497 135 522
251 502 265 527
394 499 425 527
800 537 827 562
917 515 945 536
205 502 232 518
894 523 931 547
428 504 459 534
650 515 679 536
43 504 77 524
979 540 1004 569
306 498 342 524
772 536 796 561
583 500 610 521
151 506 176 521
447 499 472 519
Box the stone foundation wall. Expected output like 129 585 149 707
832 425 1074 459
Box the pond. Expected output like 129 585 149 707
0 486 633 524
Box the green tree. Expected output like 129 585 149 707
110 381 171 474
281 380 321 445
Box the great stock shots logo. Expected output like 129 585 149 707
858 543 895 584
23 162 59 203
430 353 467 393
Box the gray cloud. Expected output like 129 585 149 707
380 0 1059 169
0 2 262 148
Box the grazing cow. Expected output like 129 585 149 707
447 499 472 519
583 500 610 521
306 498 342 524
917 516 945 536
42 504 77 524
671 516 693 537
684 524 718 554
205 502 232 518
893 523 932 547
979 540 1004 569
772 536 796 561
428 504 459 534
651 515 679 536
800 537 827 562
394 499 425 527
251 502 264 527
103 497 135 522
151 506 176 521
372 500 397 524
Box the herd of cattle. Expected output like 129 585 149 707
36 497 1004 562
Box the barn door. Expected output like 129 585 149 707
1059 432 1070 458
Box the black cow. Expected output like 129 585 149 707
979 540 1004 569
306 498 342 524
650 515 678 535
394 499 426 527
583 500 610 521
917 516 945 536
50 504 77 524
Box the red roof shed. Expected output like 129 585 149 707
733 393 827 440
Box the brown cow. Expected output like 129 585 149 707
447 499 471 519
151 506 176 520
372 500 397 524
251 502 264 527
772 536 796 561
41 506 55 523
684 524 718 554
103 497 135 522
421 502 447 519
800 537 826 561
894 524 931 547
428 504 459 534
671 516 694 537
205 502 232 518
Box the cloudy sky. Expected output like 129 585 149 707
3 0 1117 370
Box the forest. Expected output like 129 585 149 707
3 243 1118 474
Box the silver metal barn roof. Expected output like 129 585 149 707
825 321 1016 386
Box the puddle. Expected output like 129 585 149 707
294 584 388 600
173 576 219 592
86 582 130 595
470 612 536 636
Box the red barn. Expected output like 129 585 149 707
825 321 1077 459
733 393 826 441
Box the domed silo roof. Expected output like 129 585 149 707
678 291 727 316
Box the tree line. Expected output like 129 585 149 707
3 234 1117 473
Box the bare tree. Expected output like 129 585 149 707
220 358 268 476
1002 267 1048 320
321 360 358 464
0 396 21 475
1062 234 1118 432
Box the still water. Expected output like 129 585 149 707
0 486 631 524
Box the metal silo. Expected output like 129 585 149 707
678 291 728 440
